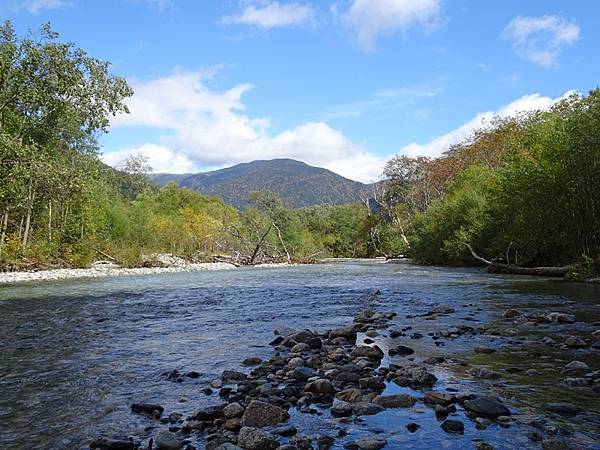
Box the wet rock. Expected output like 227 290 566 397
241 400 290 427
155 431 182 450
224 403 245 419
211 379 223 388
503 309 521 319
168 412 182 423
335 389 365 403
541 438 569 450
317 435 335 450
291 343 311 353
352 402 384 415
407 367 437 387
304 379 334 398
293 367 318 381
464 397 510 417
131 403 164 418
90 437 134 450
272 424 297 437
222 370 247 382
331 399 353 417
350 345 384 361
441 419 464 434
225 418 242 431
561 360 590 376
473 443 494 450
406 422 419 433
373 394 416 408
329 326 357 340
423 356 445 365
424 391 455 405
355 436 387 450
564 336 586 348
358 377 385 391
388 345 414 356
185 371 201 378
426 304 455 315
214 444 242 450
474 346 496 354
238 427 278 450
540 402 580 415
192 404 224 421
547 312 576 324
243 357 263 366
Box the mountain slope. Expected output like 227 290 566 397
150 159 375 209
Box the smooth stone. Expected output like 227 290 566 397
241 400 290 427
373 394 416 408
243 357 263 366
352 402 384 416
355 436 387 450
331 399 353 417
131 403 164 418
155 431 182 450
271 424 297 436
350 345 384 360
293 367 318 381
561 360 590 375
541 438 569 450
90 438 134 450
464 397 510 417
223 402 245 419
388 345 414 356
441 419 464 434
540 402 580 415
304 378 334 397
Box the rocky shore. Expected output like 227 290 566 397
86 289 600 450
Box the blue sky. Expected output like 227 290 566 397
2 0 598 181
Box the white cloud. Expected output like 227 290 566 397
339 0 443 51
105 69 385 183
502 15 580 68
18 0 66 13
221 1 315 29
399 90 576 158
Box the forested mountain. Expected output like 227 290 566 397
151 159 376 209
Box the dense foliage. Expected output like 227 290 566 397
382 91 600 270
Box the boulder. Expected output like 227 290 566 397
464 397 510 417
304 379 334 397
561 360 590 376
331 399 353 417
243 357 263 366
373 394 416 408
241 401 290 427
224 402 245 419
130 403 164 418
441 419 464 434
292 366 318 381
329 325 357 340
155 431 182 450
192 404 224 421
237 427 278 450
222 370 247 382
350 345 384 360
388 345 414 356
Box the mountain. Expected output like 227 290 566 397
150 158 376 209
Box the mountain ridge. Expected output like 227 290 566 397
150 158 376 209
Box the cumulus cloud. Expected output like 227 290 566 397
221 1 315 29
399 90 576 158
339 0 443 51
104 69 385 183
502 15 580 68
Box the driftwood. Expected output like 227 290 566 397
464 243 569 277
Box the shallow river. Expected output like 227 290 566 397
0 261 599 449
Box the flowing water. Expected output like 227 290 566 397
0 261 598 449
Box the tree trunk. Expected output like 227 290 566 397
0 210 8 258
48 199 52 242
272 222 291 262
465 244 569 277
249 224 272 264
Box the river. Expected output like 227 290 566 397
0 261 598 449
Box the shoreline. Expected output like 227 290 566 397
0 262 297 285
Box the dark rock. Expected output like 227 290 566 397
155 431 182 450
388 345 414 356
222 370 247 382
540 402 581 415
90 438 134 450
503 309 521 319
561 360 590 375
185 371 201 378
441 419 464 434
355 436 387 450
474 346 496 354
541 438 569 450
293 367 318 381
223 402 245 419
352 402 384 415
238 427 278 450
243 357 263 366
272 424 297 436
406 422 419 433
192 404 224 421
304 379 334 397
131 403 164 418
408 367 437 387
350 345 384 360
564 336 586 348
464 397 510 417
424 391 455 405
241 400 290 427
329 325 357 340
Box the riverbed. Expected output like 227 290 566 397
0 260 598 449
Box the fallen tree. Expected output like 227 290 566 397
464 243 569 277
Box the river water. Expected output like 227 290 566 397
0 261 598 449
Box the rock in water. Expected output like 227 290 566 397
130 403 164 418
352 402 384 415
90 437 134 450
441 419 464 434
540 402 581 415
561 360 590 375
331 399 353 417
373 394 417 408
155 431 182 450
237 427 278 450
355 436 387 450
464 397 510 417
241 400 290 427
224 402 245 419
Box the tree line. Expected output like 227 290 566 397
1 21 597 278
